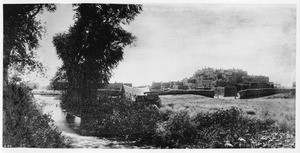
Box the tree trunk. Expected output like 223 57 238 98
80 70 92 134
79 68 99 135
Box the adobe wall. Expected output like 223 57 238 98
239 88 295 99
145 90 215 98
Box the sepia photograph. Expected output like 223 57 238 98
1 0 298 151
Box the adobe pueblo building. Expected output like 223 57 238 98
150 67 275 97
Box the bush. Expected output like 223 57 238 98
78 94 161 144
151 107 290 148
3 83 69 148
154 110 198 148
159 106 174 121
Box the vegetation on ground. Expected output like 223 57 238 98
152 107 295 148
72 95 160 140
264 92 295 99
3 81 69 148
160 94 295 133
72 94 295 148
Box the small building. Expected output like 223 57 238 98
151 82 162 91
98 83 125 97
98 83 149 100
224 70 233 76
123 85 150 101
188 78 197 84
216 80 230 87
162 82 171 89
202 80 212 88
224 86 237 97
213 86 225 97
226 75 237 84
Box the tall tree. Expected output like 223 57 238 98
53 4 142 124
3 4 56 85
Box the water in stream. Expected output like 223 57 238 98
34 95 141 148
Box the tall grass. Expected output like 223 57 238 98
152 107 294 148
160 94 295 134
3 83 69 148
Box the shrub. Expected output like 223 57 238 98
154 110 198 148
159 106 174 121
78 94 161 144
3 83 69 148
150 107 285 148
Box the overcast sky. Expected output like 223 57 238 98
28 3 296 87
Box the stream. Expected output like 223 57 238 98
34 95 142 148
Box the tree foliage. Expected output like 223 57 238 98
3 81 69 147
3 4 56 82
2 5 71 148
49 67 67 90
53 4 142 114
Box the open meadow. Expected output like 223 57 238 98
160 94 295 133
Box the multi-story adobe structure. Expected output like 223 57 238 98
191 68 273 96
150 68 274 92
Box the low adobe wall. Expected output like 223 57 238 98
145 90 215 98
32 89 63 95
239 88 295 99
274 88 295 94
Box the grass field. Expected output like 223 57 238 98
159 94 295 133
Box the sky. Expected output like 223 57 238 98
24 3 296 87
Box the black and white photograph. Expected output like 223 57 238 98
1 0 298 151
